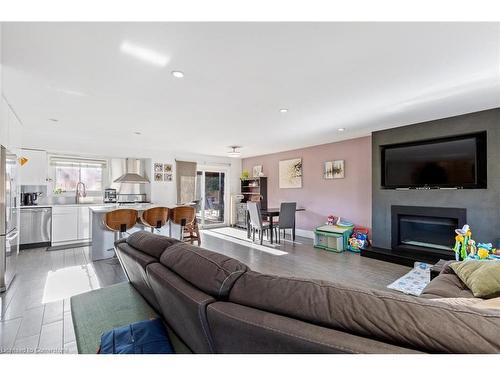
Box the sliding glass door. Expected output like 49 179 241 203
195 169 227 227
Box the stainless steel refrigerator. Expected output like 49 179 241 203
0 145 19 292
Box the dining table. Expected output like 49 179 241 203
246 206 305 244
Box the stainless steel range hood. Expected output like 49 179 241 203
113 158 150 184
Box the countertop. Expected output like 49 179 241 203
89 203 159 213
20 203 117 209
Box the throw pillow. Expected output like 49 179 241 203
450 260 500 298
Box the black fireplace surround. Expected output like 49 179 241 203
363 205 466 266
392 205 466 258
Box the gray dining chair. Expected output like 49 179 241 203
247 201 273 245
276 202 297 243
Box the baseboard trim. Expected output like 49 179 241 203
295 229 314 239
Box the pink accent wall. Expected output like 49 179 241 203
242 136 372 232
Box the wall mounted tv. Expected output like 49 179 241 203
381 131 487 189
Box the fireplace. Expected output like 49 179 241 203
391 205 466 258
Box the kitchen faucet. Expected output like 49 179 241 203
76 181 87 204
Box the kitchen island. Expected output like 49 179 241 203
89 204 180 261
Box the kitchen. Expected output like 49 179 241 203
18 150 157 259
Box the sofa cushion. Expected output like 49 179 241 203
206 302 422 354
146 263 216 353
450 260 500 298
124 231 180 259
159 242 248 298
229 270 500 353
420 274 475 299
115 241 160 311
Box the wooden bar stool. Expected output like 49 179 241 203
171 206 201 246
139 207 170 233
103 209 138 241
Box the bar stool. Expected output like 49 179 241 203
171 206 201 246
103 209 138 241
139 207 170 233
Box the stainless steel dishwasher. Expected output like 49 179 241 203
20 207 52 249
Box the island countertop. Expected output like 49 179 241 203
88 203 161 213
90 203 181 261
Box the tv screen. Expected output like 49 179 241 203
381 132 487 189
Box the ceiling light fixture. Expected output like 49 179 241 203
120 41 169 67
134 131 142 135
337 128 346 132
279 108 288 113
49 118 58 123
227 146 241 158
171 71 184 78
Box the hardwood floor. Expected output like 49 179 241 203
201 228 411 290
0 228 410 354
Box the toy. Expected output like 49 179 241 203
453 224 476 260
467 239 477 257
476 243 492 260
347 227 370 252
326 215 336 225
336 217 354 228
478 248 490 259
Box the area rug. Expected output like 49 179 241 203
387 262 431 296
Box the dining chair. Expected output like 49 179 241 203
276 202 297 243
247 201 275 245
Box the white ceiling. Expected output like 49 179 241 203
2 22 500 158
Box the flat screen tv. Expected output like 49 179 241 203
381 132 487 189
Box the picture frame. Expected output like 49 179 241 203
253 165 263 178
279 158 302 188
154 172 164 182
324 160 345 179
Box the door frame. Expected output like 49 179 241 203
196 164 230 228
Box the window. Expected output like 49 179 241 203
51 156 107 193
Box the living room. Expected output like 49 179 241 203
1 0 500 372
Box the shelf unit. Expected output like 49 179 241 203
235 177 268 229
240 177 268 210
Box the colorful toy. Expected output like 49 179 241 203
453 225 471 260
336 217 354 228
347 227 370 252
326 215 336 225
476 243 492 260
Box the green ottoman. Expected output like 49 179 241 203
70 282 191 354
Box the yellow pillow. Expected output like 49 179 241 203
450 260 500 298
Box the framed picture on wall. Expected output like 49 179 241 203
279 158 302 188
324 160 345 179
154 172 164 182
253 165 263 178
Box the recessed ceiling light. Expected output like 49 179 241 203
337 128 345 132
120 41 169 67
134 131 142 135
227 146 241 158
49 118 58 123
171 71 185 78
279 108 288 113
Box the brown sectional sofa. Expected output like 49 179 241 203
114 231 500 354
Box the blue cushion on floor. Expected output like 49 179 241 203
99 318 174 354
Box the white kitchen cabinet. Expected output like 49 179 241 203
19 149 49 186
77 206 91 241
52 205 93 245
52 206 79 244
